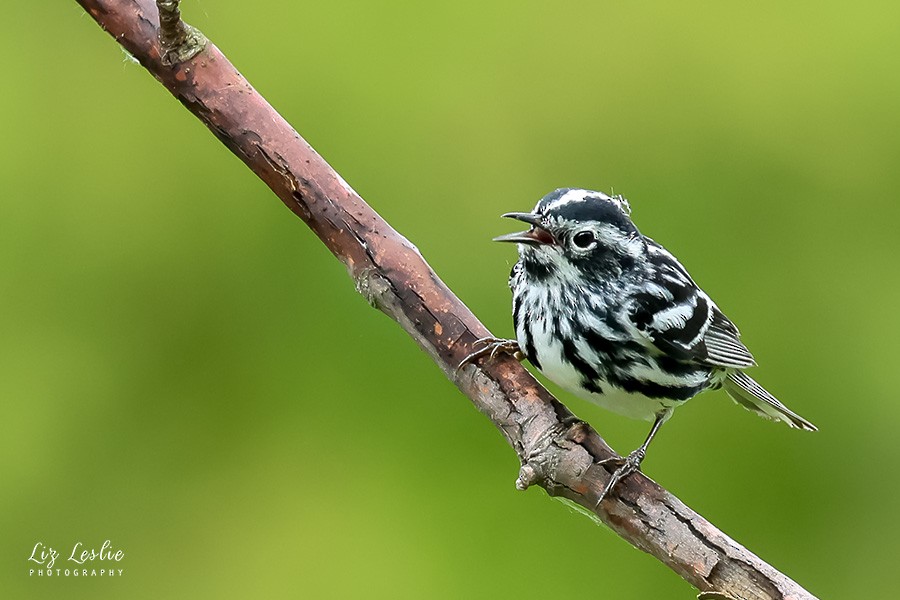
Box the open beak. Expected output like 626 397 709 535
493 212 555 245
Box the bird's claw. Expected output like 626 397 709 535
594 447 646 507
456 337 523 372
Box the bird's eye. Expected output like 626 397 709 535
572 231 596 249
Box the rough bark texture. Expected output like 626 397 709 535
73 2 818 598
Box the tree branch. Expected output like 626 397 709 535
74 2 817 598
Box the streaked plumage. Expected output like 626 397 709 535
470 188 815 502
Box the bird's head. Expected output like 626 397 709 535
496 188 645 280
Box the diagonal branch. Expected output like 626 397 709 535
74 2 817 598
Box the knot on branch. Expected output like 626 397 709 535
157 0 207 65
515 463 539 490
516 419 591 492
354 268 384 309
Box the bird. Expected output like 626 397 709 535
460 188 816 504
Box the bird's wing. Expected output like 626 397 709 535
628 240 756 369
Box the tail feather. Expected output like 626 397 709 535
723 371 817 431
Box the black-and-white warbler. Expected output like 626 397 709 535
462 188 816 503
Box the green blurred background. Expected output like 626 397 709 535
2 1 898 597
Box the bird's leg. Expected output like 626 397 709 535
456 337 523 371
595 409 671 506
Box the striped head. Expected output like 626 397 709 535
495 188 646 281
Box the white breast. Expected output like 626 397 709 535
515 283 674 423
580 387 675 422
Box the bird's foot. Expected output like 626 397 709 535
594 447 646 507
456 337 523 371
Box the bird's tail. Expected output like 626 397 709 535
723 371 817 431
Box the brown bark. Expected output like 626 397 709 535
73 2 818 598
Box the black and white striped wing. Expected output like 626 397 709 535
630 240 755 369
627 240 816 430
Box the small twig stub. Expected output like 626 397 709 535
156 0 206 65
